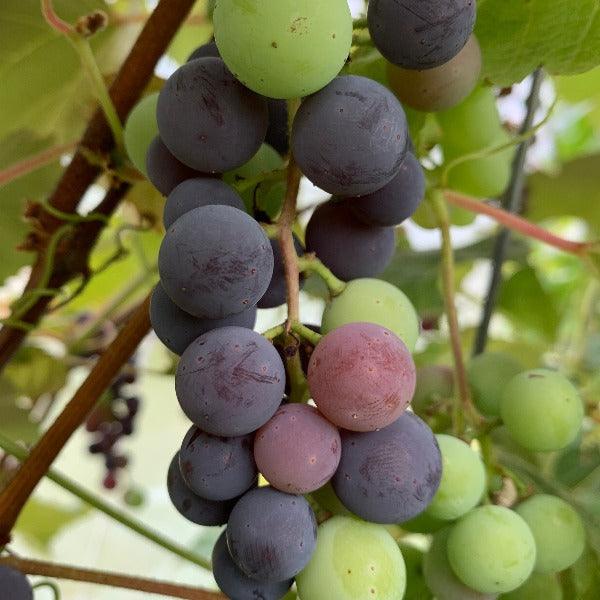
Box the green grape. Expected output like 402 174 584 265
400 510 446 534
321 278 419 352
437 85 505 152
423 528 497 600
387 35 482 113
296 516 406 600
411 199 439 229
467 352 523 417
124 92 159 176
500 369 584 452
515 495 585 574
213 0 352 99
447 506 536 594
311 482 352 517
412 365 454 416
500 572 563 600
449 205 477 226
426 434 486 521
400 544 433 600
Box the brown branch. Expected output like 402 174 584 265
0 0 196 372
0 294 151 541
0 556 224 599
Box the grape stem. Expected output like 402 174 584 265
0 294 151 543
32 580 61 599
444 190 594 256
0 556 224 599
430 192 481 434
0 432 211 570
297 255 347 296
290 322 322 346
262 324 286 341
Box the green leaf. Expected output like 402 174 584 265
15 497 88 550
476 0 600 86
526 155 600 233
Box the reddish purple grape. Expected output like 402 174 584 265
145 136 199 196
179 425 257 501
307 322 416 431
254 404 341 494
332 412 442 523
167 452 236 526
175 326 285 436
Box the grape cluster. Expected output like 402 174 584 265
0 565 33 600
121 1 589 598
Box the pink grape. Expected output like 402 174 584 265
307 322 416 431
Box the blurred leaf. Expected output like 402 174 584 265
166 0 212 63
498 267 560 340
16 497 88 550
555 440 600 487
562 548 600 599
476 0 600 86
555 67 600 130
0 392 38 443
125 181 165 228
526 155 600 233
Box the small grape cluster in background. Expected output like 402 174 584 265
117 1 589 599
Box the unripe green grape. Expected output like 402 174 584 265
515 495 585 574
468 352 523 417
321 278 419 352
124 92 159 176
387 35 482 113
412 365 454 417
500 369 584 452
400 511 446 534
295 516 406 600
426 434 486 521
311 482 352 517
400 544 433 600
500 572 563 600
423 528 497 600
447 506 536 594
214 0 352 99
437 85 505 152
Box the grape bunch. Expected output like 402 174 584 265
121 0 589 598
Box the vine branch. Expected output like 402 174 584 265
0 556 224 600
0 0 196 373
0 295 152 542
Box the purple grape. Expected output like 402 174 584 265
367 0 476 69
226 486 317 581
305 201 395 281
157 57 268 173
291 75 408 196
158 205 273 319
163 177 246 229
167 452 236 526
179 425 257 501
175 327 285 436
265 99 289 156
213 530 293 599
0 566 32 600
332 412 442 523
150 284 257 355
187 40 220 62
254 404 341 494
308 322 416 431
345 153 425 226
145 136 199 196
258 236 304 309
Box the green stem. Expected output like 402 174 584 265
234 168 287 194
262 324 285 341
32 580 61 599
0 434 211 571
290 322 322 346
297 256 346 296
69 35 124 149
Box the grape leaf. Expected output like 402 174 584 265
476 0 600 85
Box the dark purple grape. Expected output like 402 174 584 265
157 57 268 173
345 153 425 226
163 177 246 229
258 236 304 309
179 425 257 501
265 99 289 156
254 404 341 494
150 284 257 355
213 531 293 600
0 565 33 600
291 75 408 196
305 201 395 281
158 205 273 319
332 412 442 523
187 40 220 62
226 486 317 582
367 0 476 69
167 451 236 526
145 136 199 196
176 327 285 436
